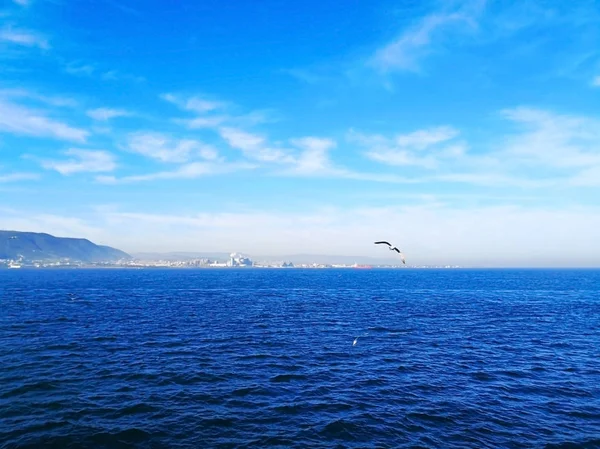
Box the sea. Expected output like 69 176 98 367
1 268 599 449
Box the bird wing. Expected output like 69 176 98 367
374 241 391 246
391 247 401 253
400 253 406 264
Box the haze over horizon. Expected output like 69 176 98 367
1 0 600 267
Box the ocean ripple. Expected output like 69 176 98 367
1 268 600 448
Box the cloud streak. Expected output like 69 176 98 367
0 27 49 49
87 108 130 121
39 149 117 175
370 1 482 74
0 98 88 142
352 126 465 169
0 89 77 108
125 132 218 163
96 161 256 184
0 172 39 183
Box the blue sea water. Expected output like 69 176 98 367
1 268 599 449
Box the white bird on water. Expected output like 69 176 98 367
353 333 369 346
374 241 406 265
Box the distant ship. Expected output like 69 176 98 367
8 263 22 269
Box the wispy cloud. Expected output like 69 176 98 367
39 149 117 175
286 137 337 174
281 68 324 84
274 136 415 183
87 107 130 121
219 127 295 163
161 93 226 113
500 107 600 168
125 132 218 163
352 126 464 169
165 92 274 131
370 8 478 73
592 76 600 87
0 172 39 183
64 62 144 83
101 70 145 83
12 0 30 6
0 88 77 108
65 63 95 76
0 27 49 49
0 98 88 142
176 116 228 129
96 161 256 184
354 106 600 188
101 0 141 16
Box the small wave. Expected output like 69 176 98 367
544 439 600 449
406 412 456 424
230 386 272 397
270 374 308 383
1 381 59 398
471 371 496 382
89 428 153 446
319 419 363 441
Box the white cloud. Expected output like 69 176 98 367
0 89 77 108
353 106 600 187
0 27 48 49
395 126 459 149
570 165 600 186
165 93 273 132
500 107 600 168
40 149 117 175
0 98 88 142
64 63 143 83
288 137 336 174
371 12 474 72
198 145 219 161
185 97 224 113
176 116 228 129
281 68 324 84
65 63 95 76
433 172 552 188
101 70 145 83
189 117 228 129
161 93 225 113
219 127 294 163
126 132 215 163
353 126 463 169
0 172 39 183
12 0 30 6
87 107 130 121
96 161 256 184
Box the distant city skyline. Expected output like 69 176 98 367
1 0 599 267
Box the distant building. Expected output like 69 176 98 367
228 252 253 267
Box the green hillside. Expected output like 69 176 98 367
0 230 131 262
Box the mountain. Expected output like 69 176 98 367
0 230 131 262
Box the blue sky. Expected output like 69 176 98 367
1 0 600 266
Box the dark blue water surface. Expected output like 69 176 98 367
1 268 600 449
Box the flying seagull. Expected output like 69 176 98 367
374 241 406 264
